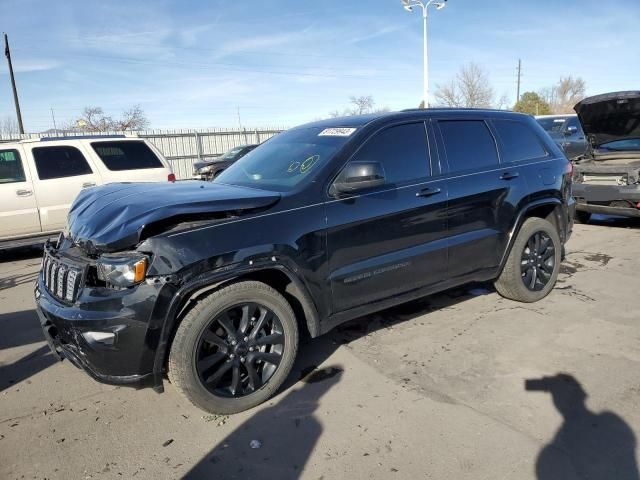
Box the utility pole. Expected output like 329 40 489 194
516 58 522 104
4 33 25 134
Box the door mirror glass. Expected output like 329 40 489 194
332 161 386 194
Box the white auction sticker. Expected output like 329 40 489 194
318 127 357 137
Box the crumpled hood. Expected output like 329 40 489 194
68 181 280 253
574 91 640 147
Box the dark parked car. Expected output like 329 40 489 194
571 91 640 223
35 110 574 414
192 144 258 180
536 114 588 159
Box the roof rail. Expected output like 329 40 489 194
39 134 128 141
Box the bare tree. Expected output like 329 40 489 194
74 105 149 132
348 95 375 115
328 96 389 118
539 77 587 114
551 76 586 114
113 105 149 131
0 115 19 135
496 94 512 110
435 63 495 108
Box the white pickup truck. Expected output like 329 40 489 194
0 135 174 249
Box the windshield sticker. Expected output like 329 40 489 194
300 155 320 173
319 127 357 137
287 161 301 172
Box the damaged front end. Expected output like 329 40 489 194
35 180 282 390
572 91 640 218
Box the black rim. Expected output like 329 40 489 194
195 303 284 398
521 230 556 291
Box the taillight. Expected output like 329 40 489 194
168 173 176 182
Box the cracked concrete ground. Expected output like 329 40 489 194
1 217 639 479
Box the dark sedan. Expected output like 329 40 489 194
193 144 258 180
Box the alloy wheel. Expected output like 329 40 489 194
194 303 284 397
520 231 556 291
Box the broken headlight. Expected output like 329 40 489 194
96 253 148 288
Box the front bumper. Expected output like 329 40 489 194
35 273 174 390
572 183 640 217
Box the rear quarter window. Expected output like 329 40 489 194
492 119 548 162
438 120 499 172
91 141 163 171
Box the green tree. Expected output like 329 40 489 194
513 92 551 115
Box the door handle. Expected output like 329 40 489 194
82 182 97 188
416 187 442 198
16 189 33 197
500 172 520 181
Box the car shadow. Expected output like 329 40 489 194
526 373 639 480
0 270 39 291
0 345 56 392
587 214 640 229
184 366 343 480
282 282 492 392
183 284 490 479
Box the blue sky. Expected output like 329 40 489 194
0 0 638 131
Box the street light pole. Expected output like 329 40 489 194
401 0 447 108
422 6 428 109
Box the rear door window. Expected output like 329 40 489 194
0 149 26 184
32 146 93 180
349 122 430 184
91 141 163 171
492 119 548 162
438 120 499 172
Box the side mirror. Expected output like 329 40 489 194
332 161 386 195
565 126 578 136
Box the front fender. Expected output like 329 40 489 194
150 259 321 379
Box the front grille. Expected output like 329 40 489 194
42 249 85 303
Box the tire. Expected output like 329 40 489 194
168 281 299 414
574 210 591 224
494 217 562 303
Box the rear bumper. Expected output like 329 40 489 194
34 274 173 390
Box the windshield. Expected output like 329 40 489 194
536 117 569 134
214 127 353 192
219 146 246 161
599 138 640 151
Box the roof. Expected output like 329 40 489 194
295 108 532 130
15 134 138 144
535 114 577 119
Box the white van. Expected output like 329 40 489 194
0 135 174 249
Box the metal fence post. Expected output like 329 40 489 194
194 131 202 161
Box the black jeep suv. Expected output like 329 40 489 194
35 109 574 413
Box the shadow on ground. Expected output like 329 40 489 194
184 366 343 480
183 284 493 479
588 214 640 229
527 373 639 480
